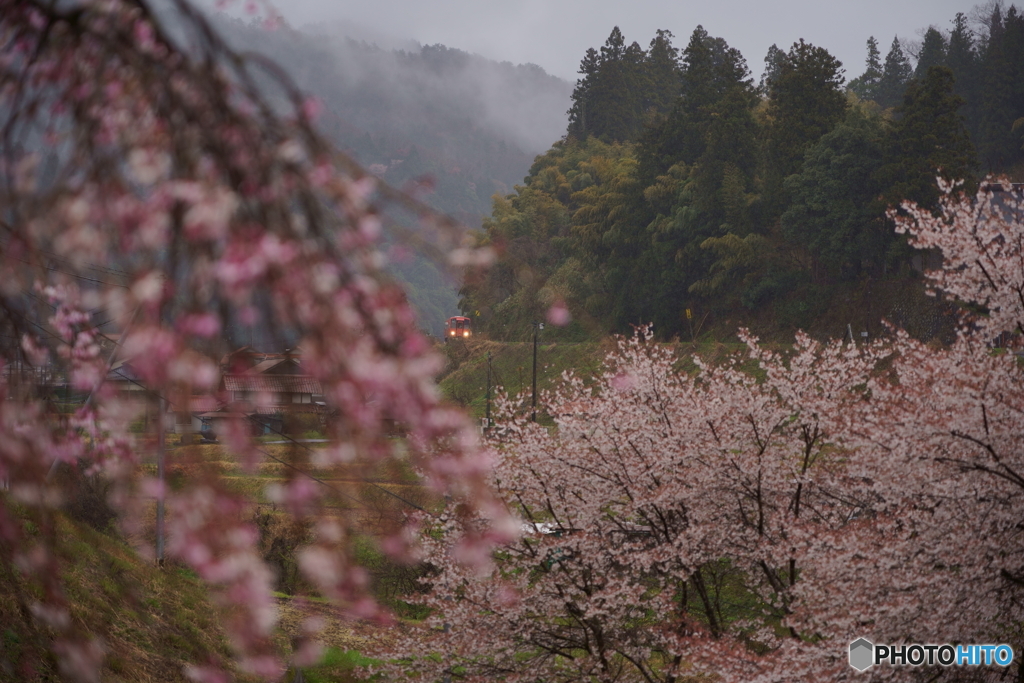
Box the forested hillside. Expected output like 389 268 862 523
210 16 572 335
461 7 1024 342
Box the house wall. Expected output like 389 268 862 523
171 413 204 435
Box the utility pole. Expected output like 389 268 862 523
531 322 543 422
442 621 452 683
156 395 166 566
485 351 491 432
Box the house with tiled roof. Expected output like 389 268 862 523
106 361 148 401
110 345 326 440
205 347 325 436
222 373 322 404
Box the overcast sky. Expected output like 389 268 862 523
270 0 978 82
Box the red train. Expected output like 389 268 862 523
445 316 472 339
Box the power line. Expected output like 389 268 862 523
254 445 365 511
0 230 133 280
252 419 429 513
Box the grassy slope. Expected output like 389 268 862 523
438 339 608 419
1 438 421 682
437 337 792 419
0 513 236 682
707 273 959 346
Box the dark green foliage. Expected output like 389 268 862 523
567 27 683 143
906 6 1024 176
468 11 1022 343
946 11 981 143
567 48 601 139
593 29 645 142
624 28 759 334
639 26 756 181
690 232 787 309
876 66 977 211
848 37 883 101
915 28 947 81
782 110 891 279
763 40 847 214
947 12 977 88
975 5 1024 171
860 6 1024 178
876 36 913 108
567 27 649 142
643 30 683 117
459 139 635 340
758 43 786 95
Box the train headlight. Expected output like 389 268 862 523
463 331 469 337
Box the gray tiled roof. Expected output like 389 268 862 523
223 374 322 394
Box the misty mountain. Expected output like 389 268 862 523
213 15 572 223
208 16 572 336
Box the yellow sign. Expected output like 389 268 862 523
685 308 692 320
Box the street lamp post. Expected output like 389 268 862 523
532 322 543 422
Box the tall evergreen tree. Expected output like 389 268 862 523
638 26 755 183
566 28 653 143
589 28 643 141
914 28 947 81
946 12 977 84
876 66 977 211
781 110 889 280
848 36 883 101
643 29 682 118
759 43 785 95
620 39 648 137
946 10 979 142
976 4 1024 171
764 40 847 215
628 28 758 334
876 36 913 108
567 48 600 140
601 25 626 61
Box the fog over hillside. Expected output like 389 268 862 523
213 16 572 196
208 15 573 335
309 24 573 155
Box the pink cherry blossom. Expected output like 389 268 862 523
546 300 571 326
382 180 1024 683
0 1 509 679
